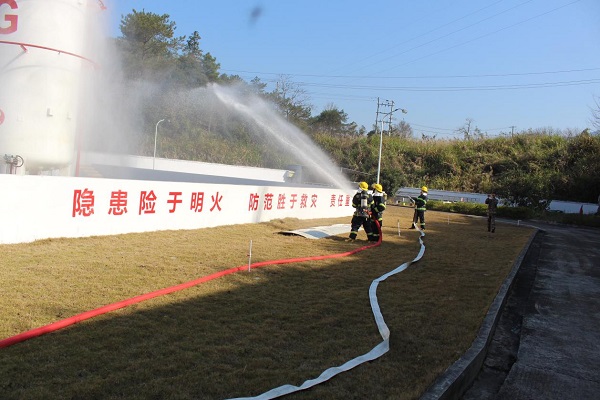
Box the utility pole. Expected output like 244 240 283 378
375 99 394 135
376 104 407 184
387 100 395 136
510 125 516 137
374 98 380 135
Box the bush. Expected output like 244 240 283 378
497 206 534 220
543 213 600 228
427 200 600 227
427 200 485 216
427 200 534 220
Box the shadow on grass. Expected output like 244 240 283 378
0 247 406 399
0 212 533 400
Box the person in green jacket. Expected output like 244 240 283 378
413 186 428 230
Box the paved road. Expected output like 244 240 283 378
422 221 600 400
465 222 600 399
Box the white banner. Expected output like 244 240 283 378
0 175 353 244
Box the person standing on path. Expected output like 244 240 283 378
485 193 499 234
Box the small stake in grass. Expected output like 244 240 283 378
447 215 450 225
247 240 253 272
397 219 401 236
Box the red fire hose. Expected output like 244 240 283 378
0 227 381 349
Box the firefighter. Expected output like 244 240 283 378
413 186 428 230
370 183 387 241
348 182 375 241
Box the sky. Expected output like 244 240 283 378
104 0 600 138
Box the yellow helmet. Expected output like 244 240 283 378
359 181 369 191
373 183 383 193
421 186 428 192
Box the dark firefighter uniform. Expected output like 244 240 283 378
349 182 375 241
414 186 428 230
370 183 386 241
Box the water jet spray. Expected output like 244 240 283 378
211 83 353 191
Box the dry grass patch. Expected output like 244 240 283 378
0 207 533 399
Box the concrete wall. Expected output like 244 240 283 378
548 200 598 215
0 175 353 244
79 152 289 182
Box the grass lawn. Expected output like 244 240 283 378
0 206 534 399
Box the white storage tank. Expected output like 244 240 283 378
0 0 99 173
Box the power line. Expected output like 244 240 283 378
224 0 586 95
381 0 583 73
295 78 600 92
228 71 600 92
306 0 564 98
352 0 537 78
483 126 515 132
410 122 514 135
219 66 600 81
409 123 457 131
316 0 510 79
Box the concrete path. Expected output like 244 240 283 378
422 221 600 400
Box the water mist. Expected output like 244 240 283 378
211 83 354 191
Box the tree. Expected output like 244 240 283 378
591 96 600 130
249 76 267 95
118 9 184 80
311 105 350 136
172 31 208 87
455 118 483 140
268 75 312 128
219 74 248 86
391 120 413 138
184 30 202 58
198 52 220 83
174 31 222 87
